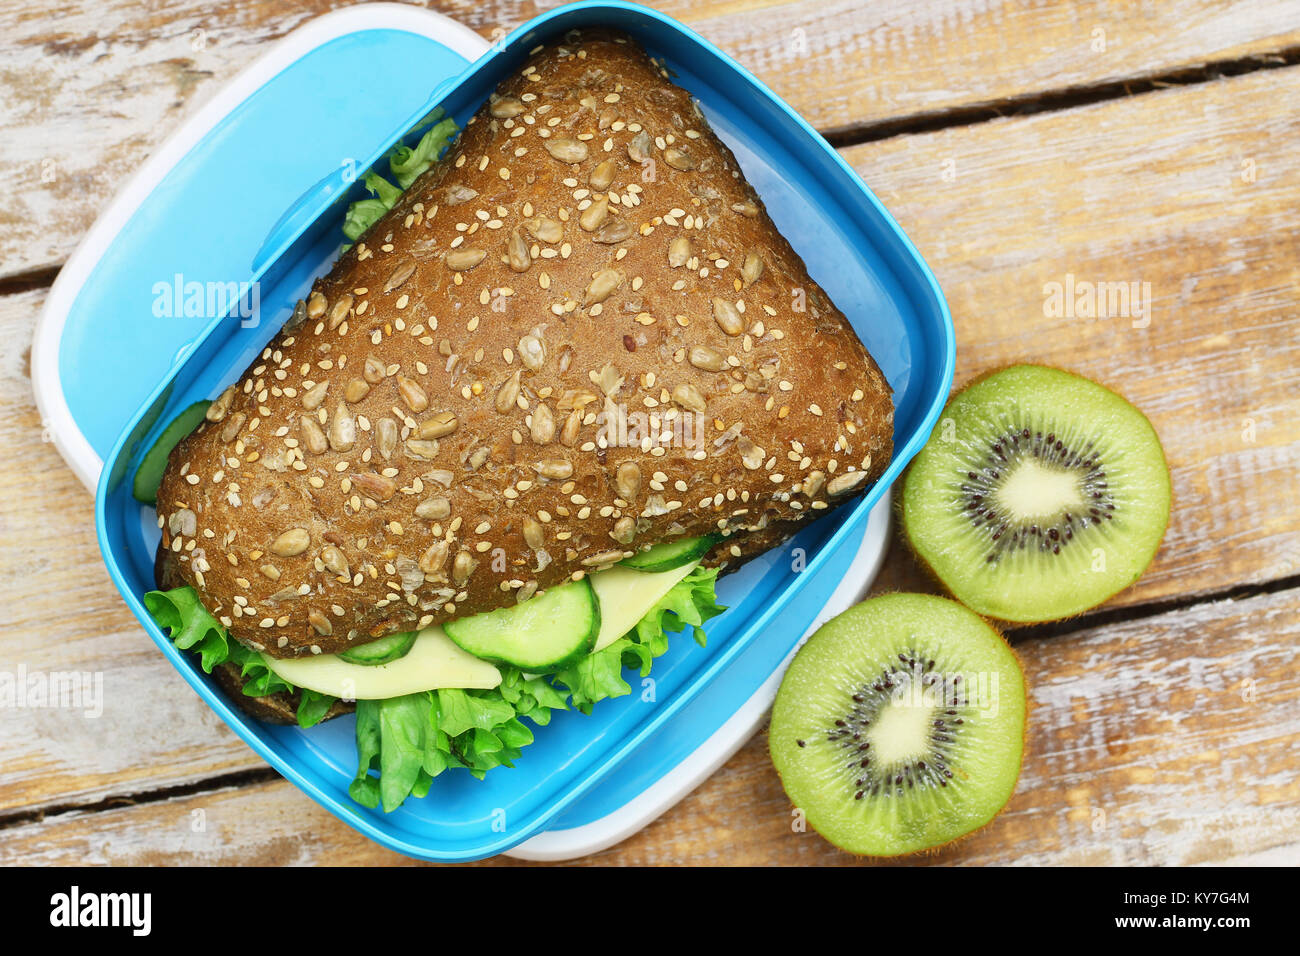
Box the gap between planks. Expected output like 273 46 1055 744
4 572 1299 835
4 39 1300 293
822 43 1300 147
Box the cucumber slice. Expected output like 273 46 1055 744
620 535 718 572
337 631 417 666
132 400 211 505
444 578 600 670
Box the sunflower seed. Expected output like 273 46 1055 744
329 403 356 452
827 471 868 496
589 159 615 191
662 146 695 170
611 516 637 545
320 545 350 578
300 416 328 455
308 610 333 636
306 291 327 318
522 517 545 550
596 363 624 396
545 137 589 164
363 356 386 384
270 528 311 557
582 549 625 568
531 402 555 444
451 550 478 586
738 436 765 470
742 252 764 286
496 371 522 413
615 461 642 500
328 293 354 329
419 540 450 580
731 199 759 218
584 268 623 305
375 417 398 459
397 375 428 413
169 508 197 537
668 236 691 268
516 581 539 604
267 586 300 604
671 382 708 413
405 439 440 459
415 497 451 520
416 411 458 440
579 196 609 232
344 378 370 403
712 297 744 336
803 470 826 497
592 219 632 244
489 96 525 118
467 446 490 470
560 409 582 446
221 412 245 443
287 298 307 330
627 130 653 164
524 216 563 243
507 230 532 273
518 333 546 371
352 472 396 502
688 345 727 372
384 259 417 293
301 380 329 410
206 386 236 423
446 184 478 205
534 458 573 479
446 247 486 271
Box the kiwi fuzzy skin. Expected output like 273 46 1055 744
898 363 1173 627
768 591 1031 859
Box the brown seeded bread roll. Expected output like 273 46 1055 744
155 28 893 660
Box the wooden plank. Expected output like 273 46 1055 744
0 289 267 814
4 0 1300 277
5 583 1296 865
4 61 1299 822
844 65 1300 611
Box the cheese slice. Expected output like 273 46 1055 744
590 560 700 651
261 559 700 699
262 624 501 699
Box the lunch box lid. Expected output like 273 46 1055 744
31 3 487 492
84 1 954 861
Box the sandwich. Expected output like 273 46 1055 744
142 28 894 812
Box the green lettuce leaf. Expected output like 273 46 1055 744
390 112 459 188
144 586 338 729
341 108 459 241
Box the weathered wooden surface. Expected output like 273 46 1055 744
4 0 1300 277
1 0 1298 866
852 64 1300 610
6 586 1296 866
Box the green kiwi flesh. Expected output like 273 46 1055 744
769 593 1026 856
902 365 1171 623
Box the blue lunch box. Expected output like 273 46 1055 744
92 0 954 861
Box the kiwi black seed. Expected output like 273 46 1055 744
902 365 1171 622
769 593 1026 856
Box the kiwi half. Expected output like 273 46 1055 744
769 593 1026 856
902 365 1171 623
